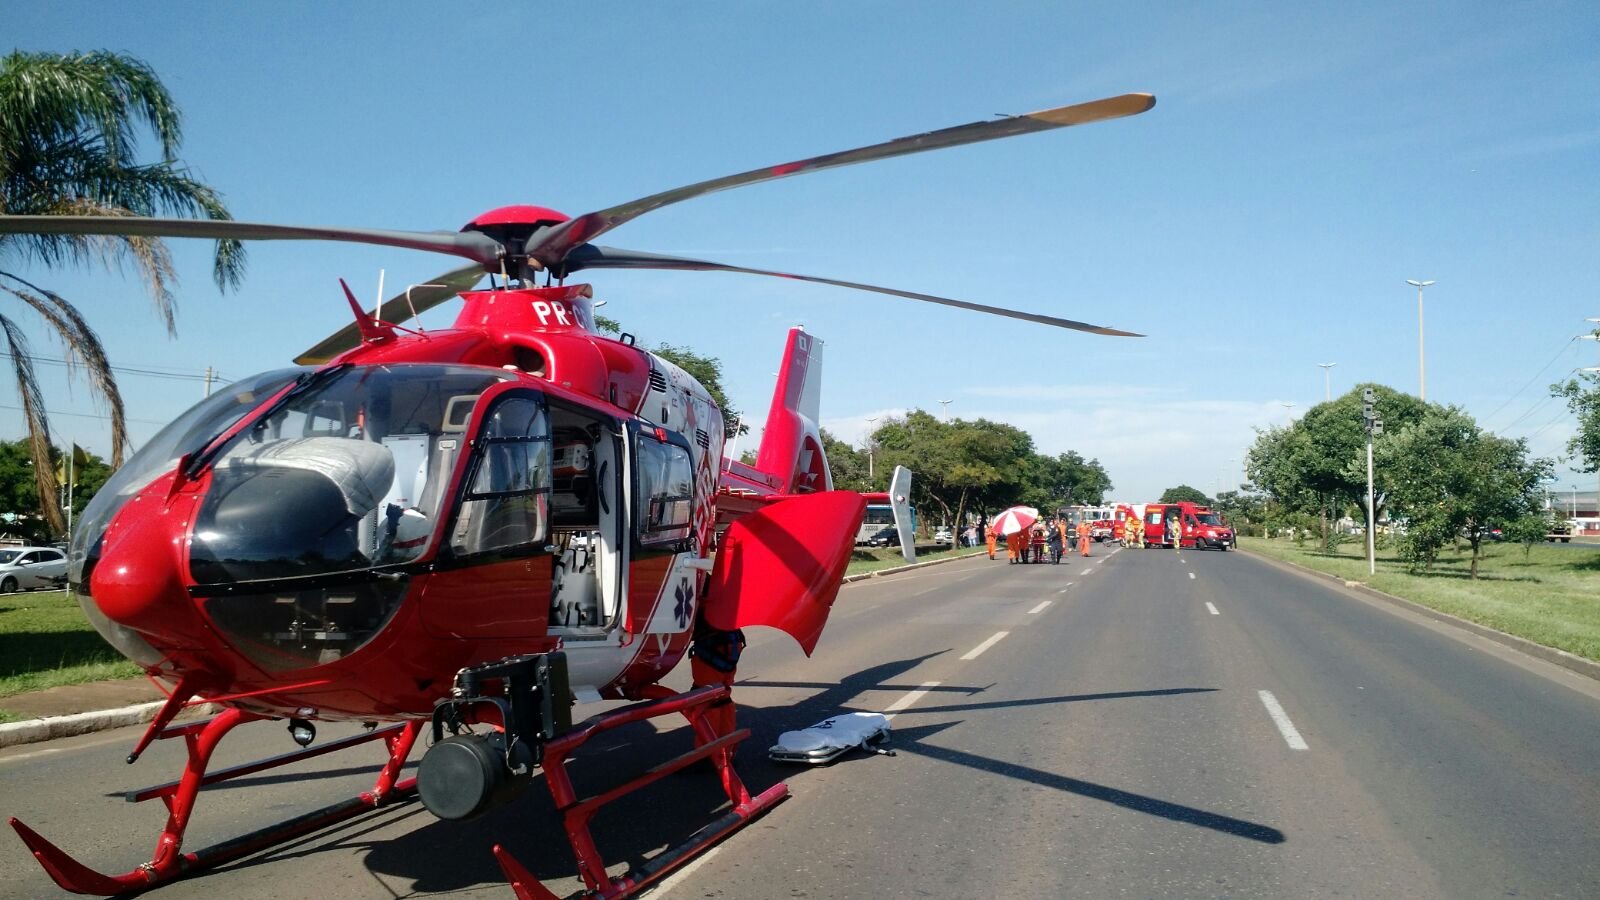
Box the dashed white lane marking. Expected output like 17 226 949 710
883 681 941 721
1027 600 1052 614
1057 583 1073 593
1205 602 1219 615
1258 690 1309 750
655 845 723 895
1188 572 1196 580
961 631 1010 661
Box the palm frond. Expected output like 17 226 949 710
0 50 182 165
0 312 66 535
1 272 129 465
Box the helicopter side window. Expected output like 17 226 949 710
634 429 695 550
450 396 552 557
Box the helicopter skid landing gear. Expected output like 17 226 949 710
9 708 423 895
493 683 788 900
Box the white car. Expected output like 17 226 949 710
0 546 68 593
933 528 952 544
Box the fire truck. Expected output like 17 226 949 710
1059 505 1116 542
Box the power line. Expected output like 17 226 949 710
0 403 169 426
0 352 228 385
1482 337 1576 427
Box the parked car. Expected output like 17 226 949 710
0 546 68 592
932 528 952 545
1547 522 1572 543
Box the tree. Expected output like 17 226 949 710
1378 406 1550 577
1159 484 1211 505
1246 384 1429 537
821 428 874 492
1021 451 1111 509
653 343 745 436
1 50 245 534
874 411 1035 537
0 438 111 542
1552 368 1600 479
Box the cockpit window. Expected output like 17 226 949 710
448 394 552 557
189 364 510 584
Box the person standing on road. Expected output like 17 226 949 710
1167 512 1183 551
1077 519 1092 556
987 524 999 560
1045 519 1063 563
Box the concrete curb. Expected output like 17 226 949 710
1241 547 1600 683
0 700 220 750
842 549 990 583
1 549 990 750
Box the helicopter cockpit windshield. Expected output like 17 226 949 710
189 364 511 584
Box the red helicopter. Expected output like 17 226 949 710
0 92 1153 898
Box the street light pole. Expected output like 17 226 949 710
1406 279 1436 400
864 416 879 480
1318 362 1336 402
938 399 953 421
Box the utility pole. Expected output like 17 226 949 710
203 366 215 398
1318 362 1336 402
1362 387 1383 575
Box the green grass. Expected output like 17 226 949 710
1239 536 1600 662
844 544 981 576
0 589 141 700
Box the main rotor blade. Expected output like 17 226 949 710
293 263 485 364
526 93 1156 267
565 245 1142 337
0 216 505 267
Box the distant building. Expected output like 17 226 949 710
1547 489 1598 535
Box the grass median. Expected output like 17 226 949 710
844 544 979 576
1 588 141 721
1239 536 1600 662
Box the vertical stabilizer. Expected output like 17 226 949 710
754 328 830 494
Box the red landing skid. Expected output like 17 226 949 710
495 684 789 900
10 708 421 895
11 685 785 899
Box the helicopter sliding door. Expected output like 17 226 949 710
546 402 624 637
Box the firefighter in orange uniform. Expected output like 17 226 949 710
986 524 998 560
1006 529 1024 563
1077 519 1092 556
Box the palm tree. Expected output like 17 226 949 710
0 50 245 535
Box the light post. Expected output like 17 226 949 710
1281 402 1297 422
1406 279 1436 400
1318 363 1336 402
938 399 953 421
864 416 879 480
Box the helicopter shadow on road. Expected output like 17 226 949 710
734 659 1281 846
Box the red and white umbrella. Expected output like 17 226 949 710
990 506 1040 536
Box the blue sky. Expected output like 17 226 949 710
6 1 1599 502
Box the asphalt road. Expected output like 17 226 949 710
3 546 1599 899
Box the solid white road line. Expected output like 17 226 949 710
883 681 942 721
1205 601 1219 615
1258 690 1309 750
1188 572 1196 580
961 631 1010 661
1027 600 1052 614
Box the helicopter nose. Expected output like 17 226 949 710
90 496 209 648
